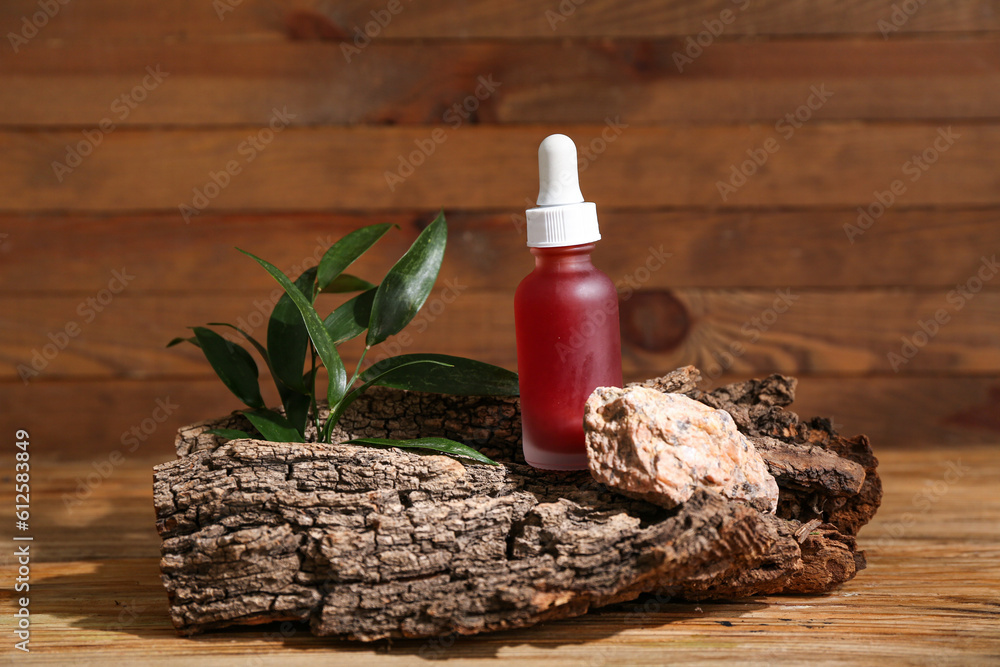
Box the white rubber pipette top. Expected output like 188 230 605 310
525 134 601 248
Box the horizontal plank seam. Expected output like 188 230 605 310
3 371 999 386
9 30 1000 45
5 285 1000 297
3 205 1000 219
5 204 1000 215
4 119 1000 132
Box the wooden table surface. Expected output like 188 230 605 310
3 446 998 666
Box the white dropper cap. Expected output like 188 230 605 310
525 134 601 248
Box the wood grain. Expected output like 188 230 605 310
3 209 999 292
2 124 996 212
2 0 998 492
1 0 997 43
2 375 998 460
2 446 996 664
3 40 998 126
4 288 1000 381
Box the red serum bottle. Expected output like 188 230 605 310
514 134 623 470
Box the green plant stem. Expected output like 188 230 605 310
307 274 321 440
325 385 361 442
347 345 370 393
321 345 370 444
309 346 320 442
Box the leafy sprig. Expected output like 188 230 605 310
168 212 516 465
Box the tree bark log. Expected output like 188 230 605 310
155 367 880 640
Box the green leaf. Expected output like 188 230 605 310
243 409 305 443
266 267 316 395
345 437 498 466
361 354 519 396
281 390 311 438
324 288 376 345
317 223 395 291
285 367 318 438
209 321 309 438
367 212 447 346
191 326 265 409
205 428 252 440
206 322 268 360
321 273 376 294
238 249 348 408
167 336 200 348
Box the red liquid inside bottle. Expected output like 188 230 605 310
515 243 623 469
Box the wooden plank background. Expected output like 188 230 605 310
2 0 999 458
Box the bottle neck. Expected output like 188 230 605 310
530 243 596 271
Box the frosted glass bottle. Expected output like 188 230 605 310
515 135 623 470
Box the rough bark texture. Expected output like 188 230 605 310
156 366 880 640
689 372 882 535
175 389 523 463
